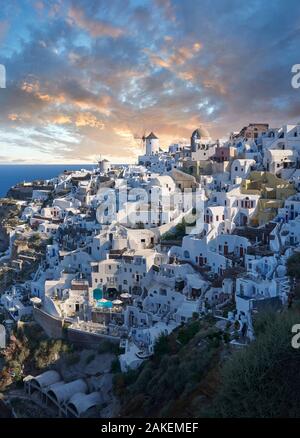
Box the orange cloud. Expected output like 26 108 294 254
147 53 171 69
21 80 67 105
193 42 202 52
21 81 39 94
203 79 227 96
73 95 111 116
146 41 202 70
8 113 20 121
177 71 195 81
113 127 134 139
75 112 104 129
68 7 123 38
51 114 72 124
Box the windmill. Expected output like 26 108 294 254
95 154 102 168
133 129 147 153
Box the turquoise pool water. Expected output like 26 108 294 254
93 288 103 300
96 300 113 308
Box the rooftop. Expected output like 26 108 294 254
146 132 158 140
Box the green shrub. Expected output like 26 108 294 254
209 310 300 417
177 321 201 345
287 253 300 279
111 358 121 374
154 334 170 357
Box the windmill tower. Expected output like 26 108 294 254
145 132 159 155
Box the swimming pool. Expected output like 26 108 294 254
93 288 103 300
96 300 113 309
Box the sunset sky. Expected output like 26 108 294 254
0 0 300 164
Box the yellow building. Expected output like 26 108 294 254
241 171 296 226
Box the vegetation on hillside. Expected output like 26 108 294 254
114 308 300 418
114 316 227 417
161 220 188 241
161 212 196 241
206 309 300 418
287 253 300 280
0 323 73 392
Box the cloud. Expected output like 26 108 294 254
68 6 123 38
0 0 300 163
75 112 104 128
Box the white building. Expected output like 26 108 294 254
231 159 256 183
145 132 160 155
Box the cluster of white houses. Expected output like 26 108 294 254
2 122 300 389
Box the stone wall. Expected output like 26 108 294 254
33 307 63 339
67 327 120 348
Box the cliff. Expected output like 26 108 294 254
0 199 21 252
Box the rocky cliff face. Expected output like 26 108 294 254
0 225 9 252
6 186 33 200
0 199 21 252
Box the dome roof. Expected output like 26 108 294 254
191 127 210 140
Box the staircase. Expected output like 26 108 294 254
277 276 290 303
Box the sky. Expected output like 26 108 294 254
0 0 300 164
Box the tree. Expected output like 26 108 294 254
154 334 170 357
287 253 300 280
209 310 300 417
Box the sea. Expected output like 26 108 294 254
0 164 96 198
